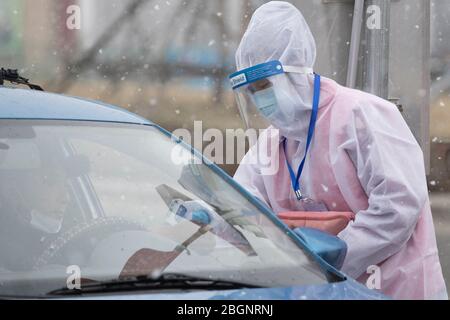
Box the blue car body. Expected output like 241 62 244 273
0 86 387 300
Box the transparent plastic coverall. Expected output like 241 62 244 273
231 1 447 300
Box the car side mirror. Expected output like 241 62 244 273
293 227 347 270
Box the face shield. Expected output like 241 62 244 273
229 60 313 131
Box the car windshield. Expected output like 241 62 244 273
0 120 334 297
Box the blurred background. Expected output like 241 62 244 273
1 0 449 290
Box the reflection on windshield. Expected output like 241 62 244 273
0 120 330 297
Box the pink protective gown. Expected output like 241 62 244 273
234 77 448 300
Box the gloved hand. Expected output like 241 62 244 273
277 211 355 236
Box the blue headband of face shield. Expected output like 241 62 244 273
229 60 314 122
229 60 313 90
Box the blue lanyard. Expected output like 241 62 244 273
282 74 321 200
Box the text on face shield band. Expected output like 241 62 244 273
229 60 313 90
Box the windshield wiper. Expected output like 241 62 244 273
0 68 44 90
47 273 261 296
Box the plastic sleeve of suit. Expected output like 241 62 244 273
233 136 271 207
233 162 268 206
336 99 428 279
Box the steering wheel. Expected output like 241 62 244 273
33 216 147 270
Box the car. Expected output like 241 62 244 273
0 77 387 300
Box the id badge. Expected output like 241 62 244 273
300 197 328 212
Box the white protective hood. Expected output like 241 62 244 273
235 1 317 139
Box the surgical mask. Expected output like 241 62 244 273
265 76 314 139
30 210 63 234
252 87 278 118
253 85 297 130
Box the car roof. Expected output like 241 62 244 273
0 86 152 125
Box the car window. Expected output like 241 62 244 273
0 120 333 297
0 140 41 169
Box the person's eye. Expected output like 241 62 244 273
260 82 272 90
256 80 272 90
249 83 271 94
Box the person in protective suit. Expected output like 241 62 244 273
230 1 447 300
